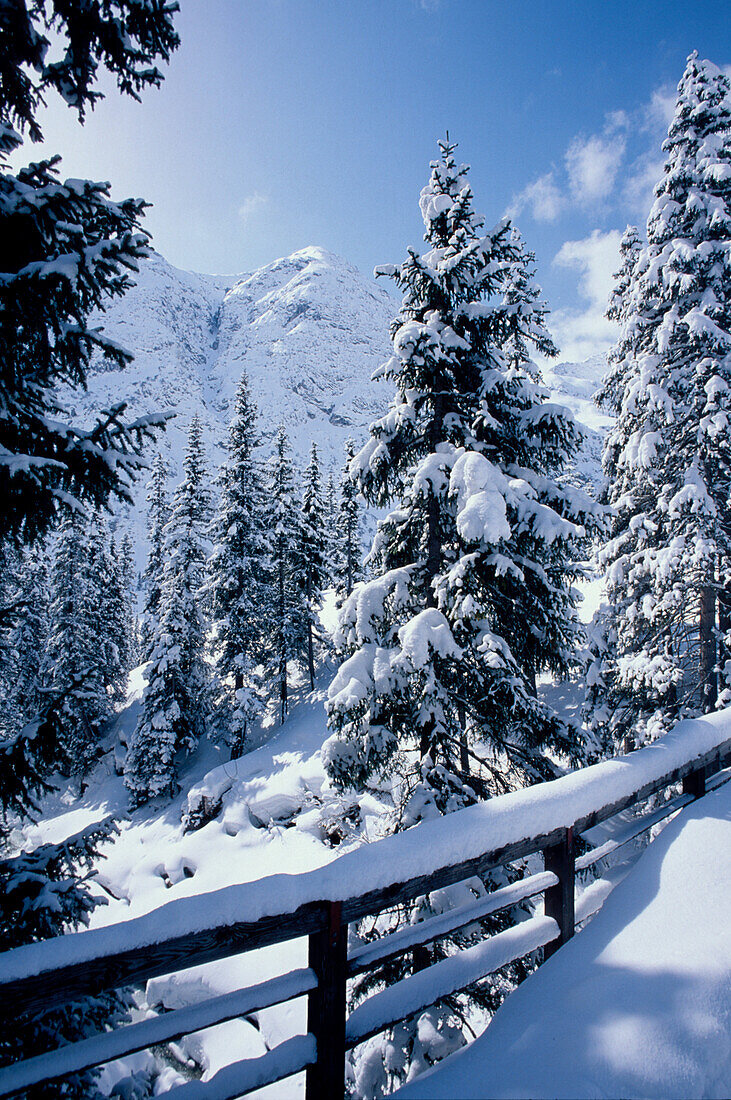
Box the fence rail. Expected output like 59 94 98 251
1 717 730 1100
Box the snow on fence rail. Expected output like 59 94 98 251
1 711 730 1099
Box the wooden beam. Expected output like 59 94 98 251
348 870 558 977
306 902 347 1100
543 828 575 959
0 901 327 1020
0 968 316 1098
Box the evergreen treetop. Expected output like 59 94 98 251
591 54 731 746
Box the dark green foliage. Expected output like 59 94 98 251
0 1 179 545
208 372 270 754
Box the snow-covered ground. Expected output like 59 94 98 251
396 778 731 1100
19 675 350 1097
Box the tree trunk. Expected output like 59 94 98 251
306 570 315 691
700 583 717 712
718 579 731 686
458 703 469 775
420 393 444 765
278 536 287 723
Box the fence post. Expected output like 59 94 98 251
543 826 575 959
683 765 706 800
306 900 347 1100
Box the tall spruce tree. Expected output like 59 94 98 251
119 531 140 669
142 452 171 658
125 418 212 805
335 438 363 602
0 5 179 1091
47 511 109 774
589 54 731 750
265 426 301 722
208 372 270 756
297 441 327 690
3 544 50 733
325 140 593 796
324 469 338 587
325 140 596 1094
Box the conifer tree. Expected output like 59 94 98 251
335 438 363 601
208 372 270 755
297 441 327 690
0 3 178 545
119 531 140 669
325 139 596 1093
47 512 108 774
85 519 123 708
125 418 212 805
325 140 592 796
4 545 50 733
324 470 338 587
142 452 171 657
104 532 136 703
590 54 731 749
0 5 179 1090
265 426 301 722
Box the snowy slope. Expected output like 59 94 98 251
396 778 731 1100
20 677 351 1097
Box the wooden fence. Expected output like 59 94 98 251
0 723 730 1100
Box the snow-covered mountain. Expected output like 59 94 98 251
542 353 612 493
80 245 609 559
84 245 394 481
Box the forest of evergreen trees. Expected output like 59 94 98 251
0 6 729 1093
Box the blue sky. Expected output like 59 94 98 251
29 0 731 363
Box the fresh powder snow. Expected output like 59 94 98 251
394 777 731 1100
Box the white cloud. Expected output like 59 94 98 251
642 85 676 132
550 229 622 362
565 132 626 204
623 153 664 219
506 171 565 223
238 192 268 223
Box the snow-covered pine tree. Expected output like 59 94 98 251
6 545 51 732
334 438 364 602
325 139 596 1096
125 418 212 805
324 469 338 587
590 54 731 750
101 530 136 705
0 6 179 1090
47 511 109 774
119 531 140 669
296 441 327 690
0 4 178 546
84 518 126 709
265 426 301 722
208 371 270 756
142 452 171 658
326 140 591 796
